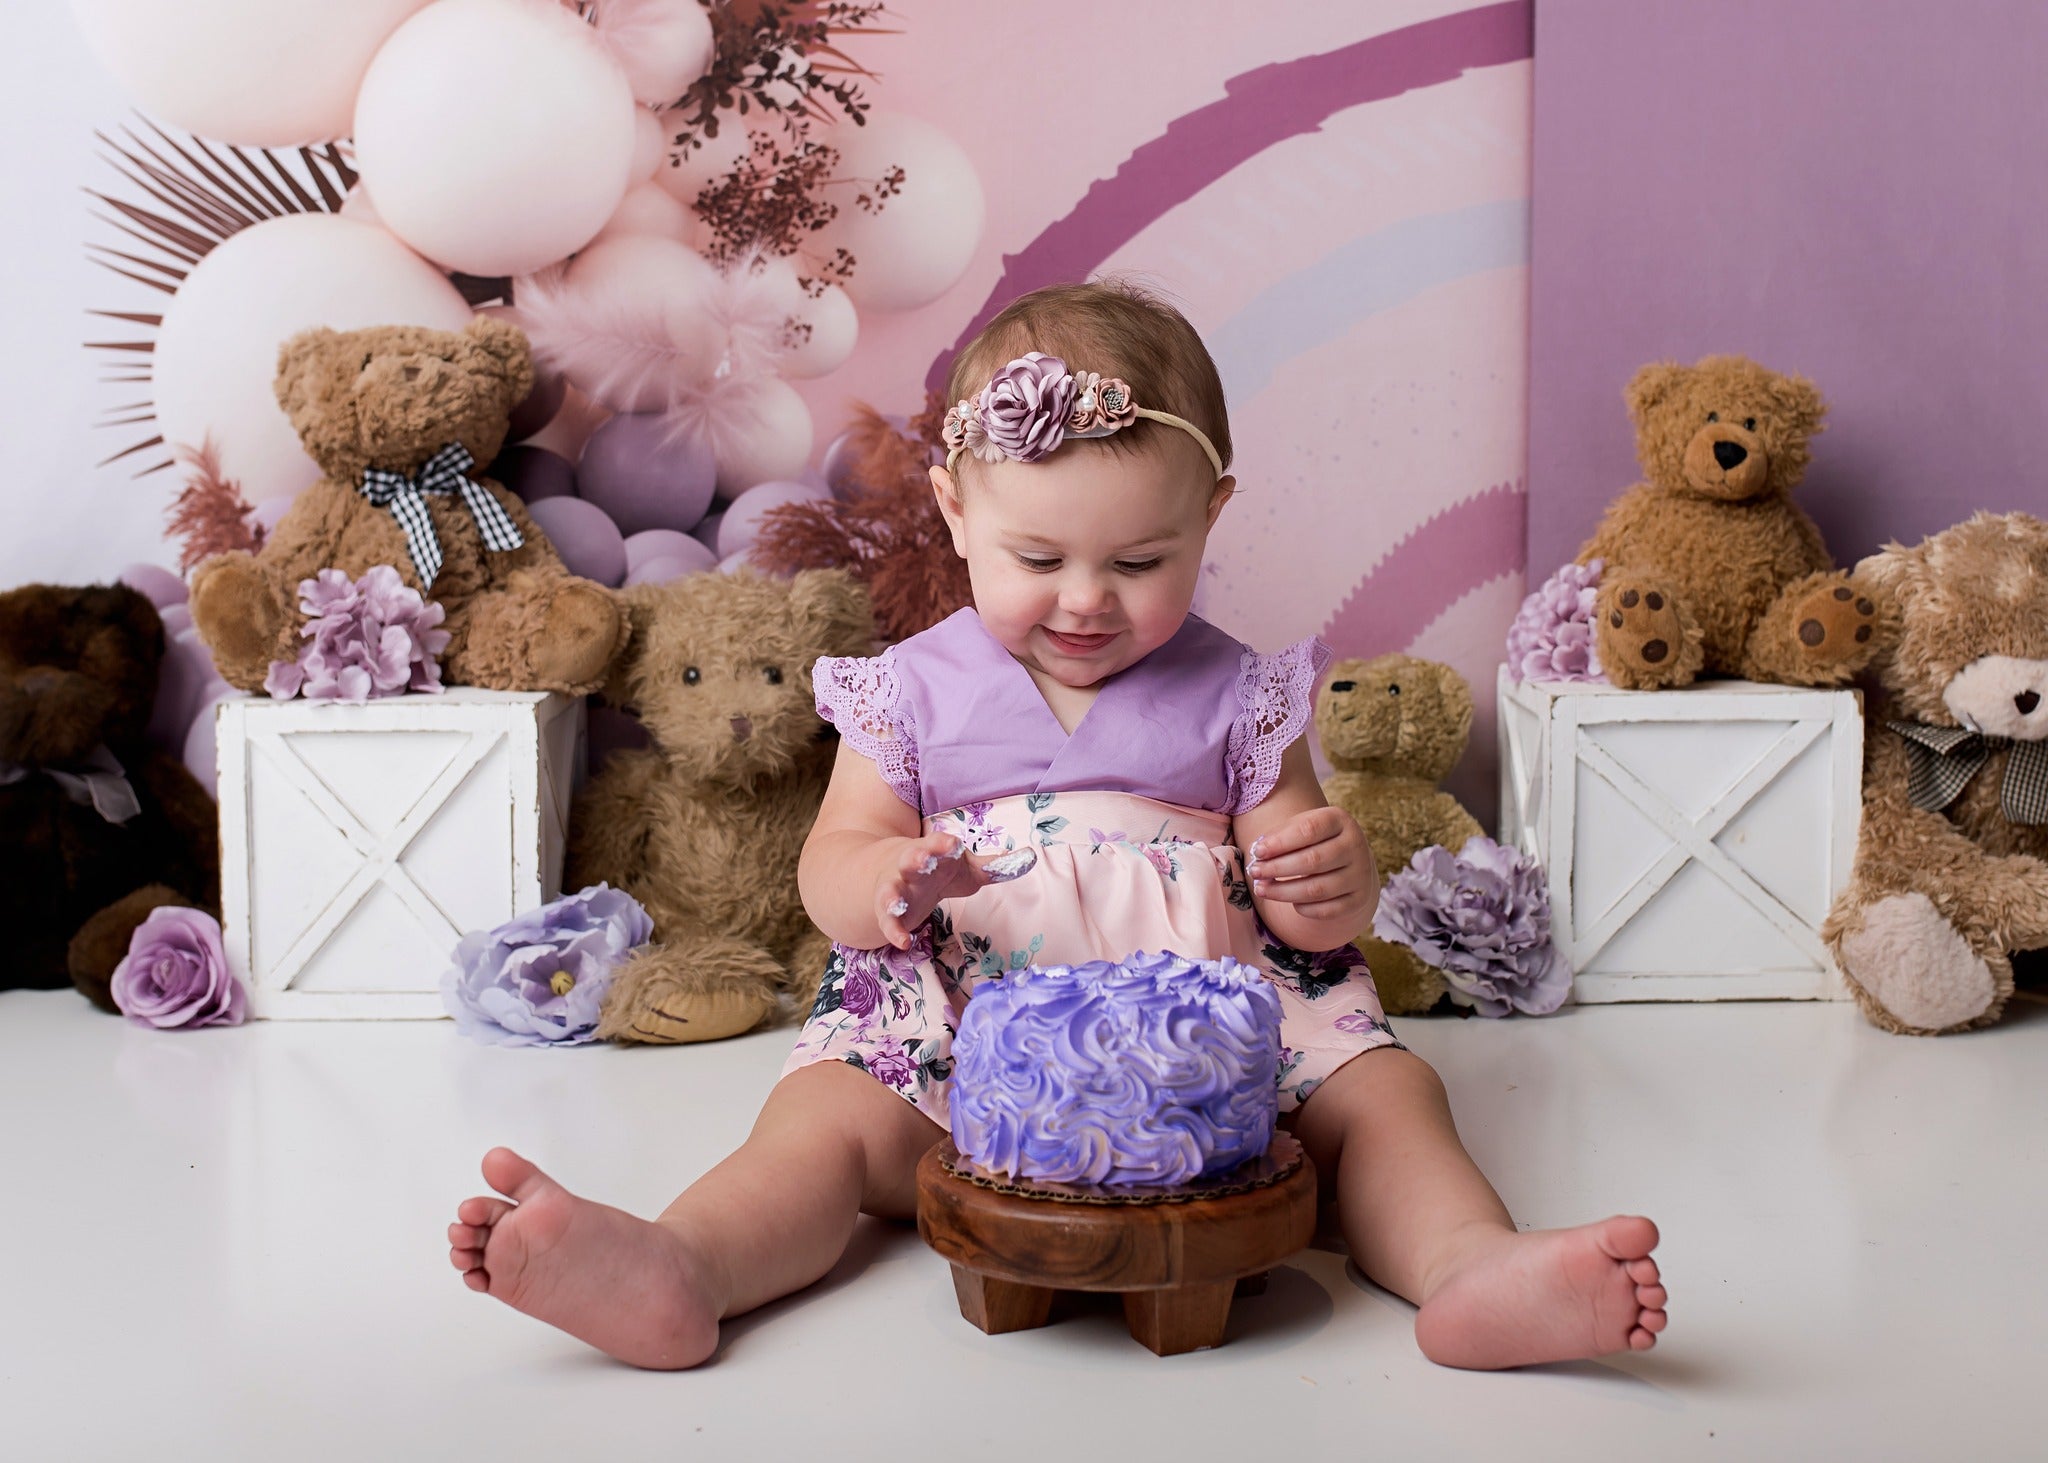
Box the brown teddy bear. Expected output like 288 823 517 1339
1580 355 1878 690
1 583 220 1011
1316 653 1485 1014
568 568 876 1044
1821 512 2048 1035
190 318 626 696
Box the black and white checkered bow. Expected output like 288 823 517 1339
358 442 524 588
1888 720 2048 825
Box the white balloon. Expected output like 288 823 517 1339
354 0 636 277
591 0 716 107
713 380 814 496
68 0 429 147
819 113 984 312
782 283 859 378
651 119 751 209
588 183 696 246
152 214 474 504
560 235 726 411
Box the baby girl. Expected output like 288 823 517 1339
446 280 1666 1370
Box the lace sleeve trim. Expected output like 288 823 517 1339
813 649 920 810
1223 636 1332 816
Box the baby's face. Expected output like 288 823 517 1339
932 438 1232 689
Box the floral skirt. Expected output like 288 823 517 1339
782 790 1400 1128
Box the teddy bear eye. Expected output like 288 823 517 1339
683 667 701 686
1328 679 1356 693
1706 411 1719 423
762 666 783 685
1388 684 1402 696
1743 417 1757 431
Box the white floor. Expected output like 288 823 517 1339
4 990 2043 1462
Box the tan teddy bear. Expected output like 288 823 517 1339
1821 512 2048 1035
1581 355 1878 690
568 569 876 1044
190 318 625 695
1316 653 1485 1015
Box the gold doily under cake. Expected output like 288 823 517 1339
936 1133 1305 1207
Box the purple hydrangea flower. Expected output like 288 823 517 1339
976 352 1077 463
266 564 451 702
111 905 247 1029
950 950 1283 1186
1372 836 1571 1017
1507 558 1608 685
441 884 653 1047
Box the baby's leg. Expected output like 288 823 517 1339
446 1060 942 1368
1291 1047 1667 1369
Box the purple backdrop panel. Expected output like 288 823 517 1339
1529 0 2048 576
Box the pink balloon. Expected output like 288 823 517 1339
624 544 718 586
578 412 718 535
719 547 760 575
121 563 188 609
526 496 628 588
716 479 833 560
624 528 701 572
691 511 724 554
250 496 294 536
489 445 576 503
158 604 193 638
150 631 226 757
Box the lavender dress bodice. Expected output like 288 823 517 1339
813 608 1329 818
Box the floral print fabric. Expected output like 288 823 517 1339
782 790 1401 1127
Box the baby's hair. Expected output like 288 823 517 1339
945 278 1232 477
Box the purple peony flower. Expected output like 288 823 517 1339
1373 836 1571 1017
950 950 1283 1186
1507 559 1608 685
441 884 654 1047
976 352 1077 463
111 905 247 1029
839 951 886 1025
864 1034 919 1090
266 564 451 702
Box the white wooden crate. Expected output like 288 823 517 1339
215 689 584 1019
1496 667 1861 1002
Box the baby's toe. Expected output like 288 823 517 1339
449 1221 490 1249
457 1195 511 1227
450 1245 485 1273
1625 1256 1660 1285
1628 1327 1658 1351
1638 1306 1668 1333
1637 1283 1667 1310
462 1268 492 1292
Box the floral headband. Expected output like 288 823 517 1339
940 351 1225 479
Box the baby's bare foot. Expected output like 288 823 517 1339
447 1147 720 1369
1412 1215 1667 1369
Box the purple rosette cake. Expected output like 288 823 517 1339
949 951 1284 1188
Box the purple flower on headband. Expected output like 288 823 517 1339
1069 372 1138 434
943 399 990 462
977 353 1076 463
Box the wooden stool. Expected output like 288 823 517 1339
915 1135 1317 1356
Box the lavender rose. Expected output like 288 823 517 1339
111 905 247 1029
1507 559 1608 685
976 352 1077 463
441 884 653 1047
1372 836 1571 1017
950 951 1283 1186
266 564 451 702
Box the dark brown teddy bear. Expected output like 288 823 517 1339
0 583 220 1011
1580 355 1878 689
1822 512 2048 1034
567 569 875 1044
190 318 625 695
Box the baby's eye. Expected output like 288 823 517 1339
1115 559 1162 574
1017 555 1060 572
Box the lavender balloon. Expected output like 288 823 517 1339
577 411 718 536
625 547 717 586
525 495 628 587
715 478 832 559
950 951 1283 1187
488 444 576 503
623 528 700 573
120 562 188 610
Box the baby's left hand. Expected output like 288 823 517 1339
1246 807 1374 926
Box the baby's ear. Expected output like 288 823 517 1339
273 326 343 419
787 570 875 659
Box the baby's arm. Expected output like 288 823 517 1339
1231 738 1378 953
799 740 987 952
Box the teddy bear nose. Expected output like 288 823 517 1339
2018 690 2042 715
730 715 753 742
1712 440 1748 471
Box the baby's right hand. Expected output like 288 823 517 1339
875 832 1037 950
